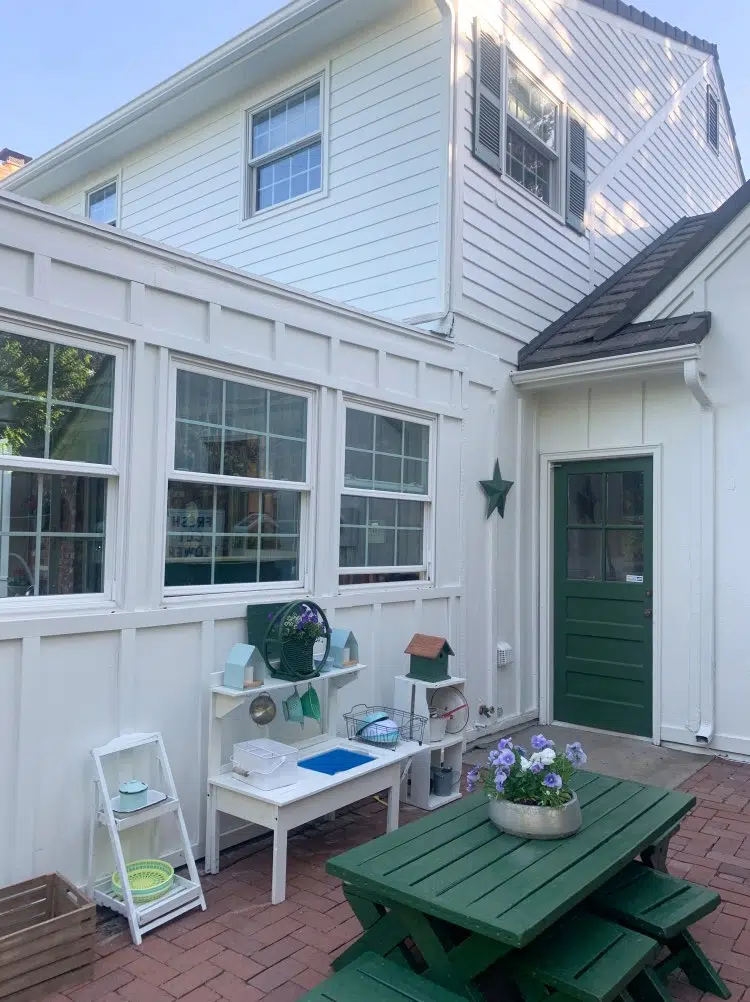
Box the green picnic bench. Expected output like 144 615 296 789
299 916 661 1002
589 862 731 1001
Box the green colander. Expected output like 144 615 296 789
112 860 174 904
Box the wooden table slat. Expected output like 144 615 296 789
413 778 634 907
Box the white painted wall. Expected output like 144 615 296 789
45 0 447 323
456 0 743 347
0 191 520 889
516 199 750 760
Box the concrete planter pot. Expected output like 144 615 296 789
488 792 582 839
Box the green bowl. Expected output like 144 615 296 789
112 860 174 904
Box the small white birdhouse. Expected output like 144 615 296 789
223 644 264 690
326 629 359 669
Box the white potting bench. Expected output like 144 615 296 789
206 665 421 903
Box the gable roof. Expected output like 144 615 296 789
518 179 750 370
1 0 742 200
405 634 454 659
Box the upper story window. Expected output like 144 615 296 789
339 407 431 587
247 81 323 215
87 181 118 226
707 88 719 151
165 367 311 591
0 328 118 598
506 62 558 206
473 20 587 233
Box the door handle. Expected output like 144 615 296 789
645 590 653 598
644 609 652 618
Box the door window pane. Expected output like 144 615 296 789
606 472 644 525
605 529 644 582
567 528 601 581
567 473 602 525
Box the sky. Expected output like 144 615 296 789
2 1 749 165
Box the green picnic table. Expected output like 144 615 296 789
326 771 695 1001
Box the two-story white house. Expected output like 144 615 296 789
0 0 744 884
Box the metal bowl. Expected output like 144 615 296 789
249 693 277 725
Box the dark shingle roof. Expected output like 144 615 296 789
518 180 750 370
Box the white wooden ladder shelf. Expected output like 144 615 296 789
87 732 206 945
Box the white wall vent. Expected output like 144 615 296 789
496 642 513 668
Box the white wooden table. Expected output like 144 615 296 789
205 668 420 903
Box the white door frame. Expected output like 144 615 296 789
537 445 662 745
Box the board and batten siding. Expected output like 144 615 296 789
0 190 496 888
45 0 446 323
457 0 743 346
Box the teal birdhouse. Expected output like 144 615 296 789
223 643 263 690
405 634 454 683
326 628 359 670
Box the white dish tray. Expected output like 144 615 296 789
111 789 168 814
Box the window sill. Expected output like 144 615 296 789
237 186 328 229
0 595 117 620
162 583 307 609
338 577 434 594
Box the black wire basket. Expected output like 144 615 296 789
344 704 427 750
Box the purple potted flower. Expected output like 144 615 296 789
469 733 587 839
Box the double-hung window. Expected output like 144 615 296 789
87 181 118 226
339 407 432 587
0 327 118 599
247 81 323 215
165 367 310 591
473 20 587 231
506 61 559 207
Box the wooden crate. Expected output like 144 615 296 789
0 873 95 1002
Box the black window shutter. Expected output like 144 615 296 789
473 19 503 173
566 114 587 233
707 89 719 150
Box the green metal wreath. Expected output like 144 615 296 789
262 600 331 682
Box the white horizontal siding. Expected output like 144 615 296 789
45 0 445 323
458 0 742 344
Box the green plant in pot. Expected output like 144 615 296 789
280 603 328 677
468 733 587 839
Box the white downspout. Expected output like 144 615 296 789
683 359 715 744
409 0 458 334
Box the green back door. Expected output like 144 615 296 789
553 458 653 737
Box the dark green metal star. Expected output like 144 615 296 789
479 460 514 518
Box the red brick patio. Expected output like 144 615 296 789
43 758 750 1002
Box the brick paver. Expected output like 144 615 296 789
44 757 750 1002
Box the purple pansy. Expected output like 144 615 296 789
498 749 516 768
565 742 587 767
530 734 547 751
543 772 563 790
530 761 544 774
494 771 508 792
488 749 502 765
467 767 480 793
498 737 514 751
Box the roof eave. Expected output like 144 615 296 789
1 0 346 197
511 343 703 390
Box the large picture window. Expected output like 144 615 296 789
165 368 309 590
339 407 431 587
0 329 116 598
